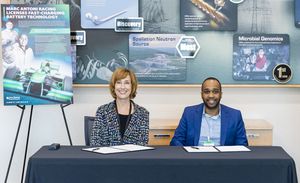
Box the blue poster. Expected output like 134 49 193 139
2 4 73 106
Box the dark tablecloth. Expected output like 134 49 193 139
25 146 298 183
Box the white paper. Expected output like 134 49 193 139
183 146 219 153
82 147 129 154
82 144 155 154
114 144 155 151
214 146 251 152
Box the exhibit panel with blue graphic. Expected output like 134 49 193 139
2 4 73 106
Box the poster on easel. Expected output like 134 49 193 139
7 0 81 31
232 34 290 81
2 4 73 106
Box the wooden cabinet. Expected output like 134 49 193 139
149 119 178 146
148 119 273 146
245 119 273 146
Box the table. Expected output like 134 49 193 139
25 146 298 183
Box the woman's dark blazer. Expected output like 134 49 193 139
90 101 149 146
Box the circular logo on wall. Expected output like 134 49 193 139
273 63 293 83
230 0 244 4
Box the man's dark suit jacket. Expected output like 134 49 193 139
170 103 248 146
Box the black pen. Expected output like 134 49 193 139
92 147 100 151
191 146 199 150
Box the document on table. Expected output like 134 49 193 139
214 146 251 152
82 147 129 154
82 144 155 154
183 146 251 153
116 144 155 151
183 146 219 153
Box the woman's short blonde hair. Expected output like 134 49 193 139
109 68 138 99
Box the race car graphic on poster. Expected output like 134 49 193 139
2 4 73 106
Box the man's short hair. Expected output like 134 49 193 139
18 34 27 40
258 48 264 51
109 68 138 99
5 21 13 26
201 77 222 92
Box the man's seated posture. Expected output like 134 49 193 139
170 77 248 146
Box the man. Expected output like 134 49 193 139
170 77 248 146
2 21 19 77
2 21 18 46
14 34 34 75
252 48 267 71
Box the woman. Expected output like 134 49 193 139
90 68 149 146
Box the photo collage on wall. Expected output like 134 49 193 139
5 0 298 87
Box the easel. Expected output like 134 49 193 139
4 103 73 183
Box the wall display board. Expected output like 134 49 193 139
129 34 186 81
74 0 299 86
81 0 139 29
180 0 238 31
233 34 290 81
2 4 73 105
75 30 129 83
8 0 299 86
